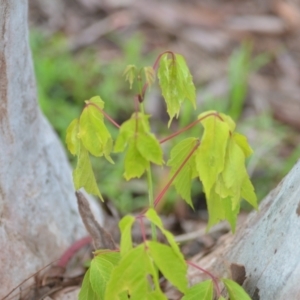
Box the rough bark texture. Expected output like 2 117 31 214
0 1 89 297
188 160 300 300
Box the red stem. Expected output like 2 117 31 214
86 102 121 129
186 260 221 298
154 140 200 207
141 50 175 101
57 236 92 268
138 216 148 248
159 112 222 144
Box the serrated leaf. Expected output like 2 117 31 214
79 269 101 300
66 118 80 155
105 245 160 300
78 96 113 163
222 278 252 300
145 209 184 261
158 53 196 126
233 132 253 157
119 215 136 256
241 176 257 209
219 113 236 132
222 137 246 210
167 138 198 207
222 136 257 210
148 241 188 293
136 133 163 165
73 142 103 201
124 140 150 180
196 113 230 197
144 66 156 87
206 189 239 232
114 113 163 180
182 280 213 300
90 252 121 298
123 65 137 89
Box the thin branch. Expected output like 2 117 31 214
186 260 221 298
141 50 175 101
86 102 120 129
154 140 200 207
159 112 222 144
56 236 92 268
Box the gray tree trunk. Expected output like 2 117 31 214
0 1 89 297
188 161 300 300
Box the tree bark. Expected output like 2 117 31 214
0 1 89 297
188 161 300 300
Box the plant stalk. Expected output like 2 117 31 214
139 101 157 241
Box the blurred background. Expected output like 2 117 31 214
28 0 300 218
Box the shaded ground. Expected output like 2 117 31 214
6 0 300 299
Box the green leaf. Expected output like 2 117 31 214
79 269 101 300
78 96 113 162
73 142 103 201
146 290 168 300
158 53 196 126
222 278 252 300
90 252 121 298
196 112 230 197
182 280 213 300
144 66 156 87
114 113 163 180
123 65 137 89
145 209 184 260
233 132 253 157
147 241 188 293
66 118 80 155
206 189 239 232
241 176 257 209
136 133 163 165
105 245 161 300
119 215 136 256
219 113 236 132
167 138 198 207
222 137 246 210
124 140 150 180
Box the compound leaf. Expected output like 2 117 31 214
105 245 160 300
182 280 213 300
147 241 188 294
222 279 251 300
114 113 163 180
90 252 121 298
